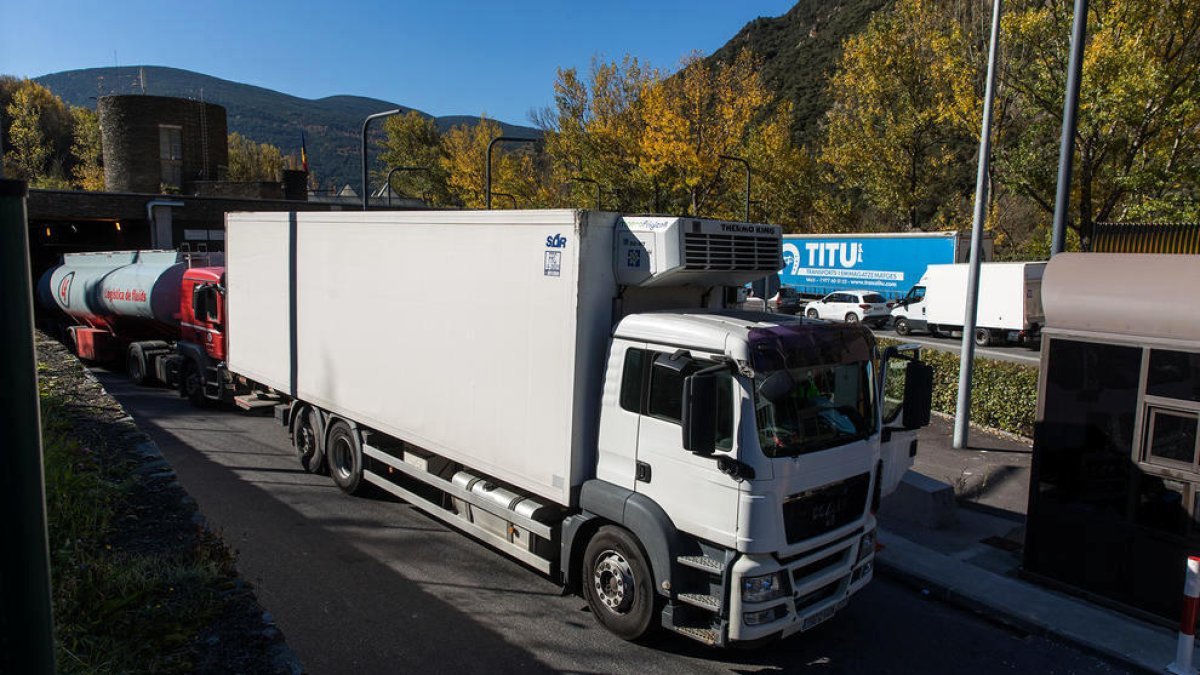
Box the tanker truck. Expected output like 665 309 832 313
38 249 225 395
40 209 934 647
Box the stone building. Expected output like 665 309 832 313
98 95 228 194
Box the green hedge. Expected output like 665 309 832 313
880 339 1039 438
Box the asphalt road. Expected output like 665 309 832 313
870 326 1041 366
93 369 1122 674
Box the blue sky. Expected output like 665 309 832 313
1 0 795 124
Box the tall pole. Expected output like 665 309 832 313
719 155 751 222
0 178 57 674
361 109 403 210
485 136 538 209
953 0 1003 450
1050 0 1089 255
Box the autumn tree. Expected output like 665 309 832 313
640 49 771 217
538 56 659 211
227 132 284 182
745 101 822 230
70 106 104 190
997 0 1200 246
2 79 73 187
440 118 543 209
819 0 978 231
378 111 451 206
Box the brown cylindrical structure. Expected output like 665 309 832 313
98 95 228 194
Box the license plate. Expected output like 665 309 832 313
801 599 847 631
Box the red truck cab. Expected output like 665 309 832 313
180 266 227 362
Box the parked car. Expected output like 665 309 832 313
804 290 893 327
767 286 804 314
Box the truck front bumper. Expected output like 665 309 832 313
726 522 876 643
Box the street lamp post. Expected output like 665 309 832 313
385 166 432 208
953 0 1004 450
1050 0 1090 255
485 136 538 209
361 109 403 210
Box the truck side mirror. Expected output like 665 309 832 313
682 372 718 455
902 361 933 430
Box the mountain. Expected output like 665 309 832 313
35 66 540 190
708 0 892 144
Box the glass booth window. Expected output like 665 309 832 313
1144 408 1199 468
1037 339 1141 509
1148 350 1200 403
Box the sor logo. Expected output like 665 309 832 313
546 233 568 249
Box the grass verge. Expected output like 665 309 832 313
39 365 234 673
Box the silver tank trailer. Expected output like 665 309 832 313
38 250 222 328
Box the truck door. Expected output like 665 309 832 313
627 349 741 545
878 347 931 497
189 283 226 361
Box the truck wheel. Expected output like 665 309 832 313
974 328 993 347
293 405 326 474
844 312 860 324
894 318 911 336
583 526 659 641
180 360 207 407
327 420 364 495
127 343 150 386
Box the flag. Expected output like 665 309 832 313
300 133 309 173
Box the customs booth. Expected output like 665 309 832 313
1025 252 1200 622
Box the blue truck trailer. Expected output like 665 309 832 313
779 231 992 301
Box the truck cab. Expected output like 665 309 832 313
177 266 227 402
890 282 928 336
585 310 930 644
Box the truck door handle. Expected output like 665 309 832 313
635 461 652 483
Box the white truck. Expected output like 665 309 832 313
890 261 1047 346
225 209 933 646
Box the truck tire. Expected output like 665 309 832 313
894 318 911 336
974 328 993 347
929 324 944 338
180 360 207 407
326 420 364 495
127 343 150 386
292 405 326 474
582 526 659 641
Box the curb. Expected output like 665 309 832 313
874 529 1169 675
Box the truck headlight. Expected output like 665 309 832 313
858 530 876 563
742 571 788 603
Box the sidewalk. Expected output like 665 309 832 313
876 416 1186 674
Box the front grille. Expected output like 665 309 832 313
795 579 841 610
792 550 845 585
782 473 870 544
683 232 781 271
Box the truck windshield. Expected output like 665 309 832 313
754 361 874 457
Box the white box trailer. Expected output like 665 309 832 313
227 210 781 505
890 261 1047 346
218 209 932 646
